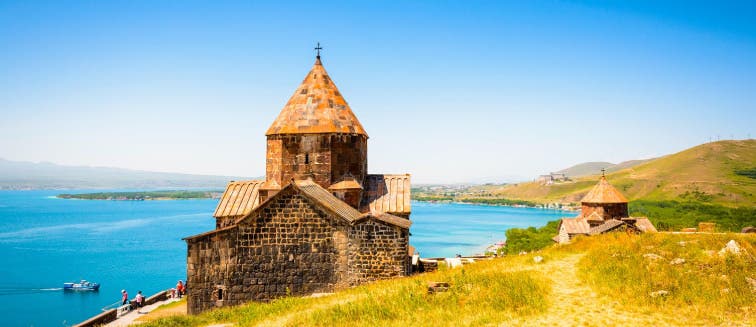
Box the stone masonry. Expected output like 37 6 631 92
185 55 411 314
186 184 409 313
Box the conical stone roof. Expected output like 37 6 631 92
266 58 367 136
580 176 629 204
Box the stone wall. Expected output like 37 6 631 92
187 187 409 315
216 216 241 229
333 189 363 209
189 188 347 314
235 188 350 300
348 219 408 285
265 138 283 189
73 308 117 327
329 134 367 184
581 203 628 220
186 228 239 314
265 134 367 191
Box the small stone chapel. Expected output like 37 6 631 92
554 173 657 244
184 52 412 314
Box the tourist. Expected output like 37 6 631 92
121 289 128 305
135 291 145 313
176 280 184 298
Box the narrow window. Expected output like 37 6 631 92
305 153 310 165
217 288 223 300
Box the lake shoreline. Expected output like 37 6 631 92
414 199 579 211
56 190 222 201
55 196 215 201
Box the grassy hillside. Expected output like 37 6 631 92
555 159 652 178
141 233 755 326
494 140 756 206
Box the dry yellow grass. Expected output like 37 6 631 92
142 233 755 327
134 299 187 323
487 140 756 206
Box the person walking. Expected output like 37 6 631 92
121 289 129 305
135 291 145 313
176 280 184 299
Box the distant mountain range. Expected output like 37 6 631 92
491 140 756 206
0 158 257 190
554 159 654 178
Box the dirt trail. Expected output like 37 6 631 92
506 253 679 327
141 253 747 326
248 254 682 327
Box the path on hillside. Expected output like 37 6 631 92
506 253 680 327
203 254 683 327
139 253 744 327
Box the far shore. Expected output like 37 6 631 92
414 199 578 211
57 190 222 201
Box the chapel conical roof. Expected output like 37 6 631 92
266 58 368 136
580 176 628 204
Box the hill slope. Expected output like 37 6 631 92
555 159 652 178
140 233 755 326
496 140 756 206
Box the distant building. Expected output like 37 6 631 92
537 172 570 185
184 54 412 314
554 174 656 244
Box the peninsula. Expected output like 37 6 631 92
57 190 222 201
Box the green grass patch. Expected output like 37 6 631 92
412 195 454 202
499 220 560 255
735 167 756 179
629 200 756 231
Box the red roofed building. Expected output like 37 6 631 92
184 52 412 314
554 174 656 244
580 175 629 221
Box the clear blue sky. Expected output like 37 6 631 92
1 1 754 183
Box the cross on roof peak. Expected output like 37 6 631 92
315 42 323 59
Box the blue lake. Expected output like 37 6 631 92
0 190 568 326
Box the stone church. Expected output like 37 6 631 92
184 54 412 314
554 174 656 244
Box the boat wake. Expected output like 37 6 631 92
0 287 63 296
